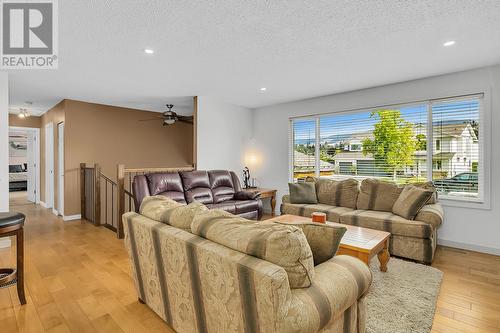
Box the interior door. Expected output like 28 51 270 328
26 131 36 202
57 122 64 216
45 122 54 209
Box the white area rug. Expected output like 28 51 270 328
365 257 443 333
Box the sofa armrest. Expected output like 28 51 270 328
282 194 290 204
280 255 372 333
415 203 443 229
234 190 261 200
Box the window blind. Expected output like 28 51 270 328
290 93 484 203
431 96 482 201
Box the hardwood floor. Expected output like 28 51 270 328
1 200 499 332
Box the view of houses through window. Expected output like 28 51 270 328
291 94 482 202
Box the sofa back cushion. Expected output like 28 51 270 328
315 178 359 209
191 210 315 288
145 173 187 204
180 170 214 204
169 201 209 230
208 170 235 203
139 195 184 223
357 178 403 212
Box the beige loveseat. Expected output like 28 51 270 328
123 197 372 333
281 178 444 264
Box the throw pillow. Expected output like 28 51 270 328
289 182 318 204
139 195 184 223
357 178 403 212
412 181 438 204
169 201 209 230
192 210 315 289
392 185 434 220
315 178 359 209
274 220 346 266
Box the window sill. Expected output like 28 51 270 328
439 197 490 210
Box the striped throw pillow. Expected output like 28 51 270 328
392 185 434 220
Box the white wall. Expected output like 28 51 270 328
252 65 500 255
196 96 253 175
0 72 8 212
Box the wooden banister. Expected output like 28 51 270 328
80 163 86 220
116 164 195 238
117 164 125 239
94 163 101 226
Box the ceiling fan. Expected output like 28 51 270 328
139 104 194 126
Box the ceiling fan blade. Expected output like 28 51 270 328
178 118 193 124
138 118 163 121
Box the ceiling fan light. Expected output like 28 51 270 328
163 119 176 125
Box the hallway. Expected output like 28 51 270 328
0 200 173 332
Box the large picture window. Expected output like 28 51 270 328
290 94 484 203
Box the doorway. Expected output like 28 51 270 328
8 126 40 207
57 122 64 216
45 122 55 211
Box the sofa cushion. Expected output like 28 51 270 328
340 210 433 239
356 178 403 212
208 170 236 203
180 170 214 204
392 185 434 220
169 201 209 230
233 199 260 214
146 172 184 195
191 210 315 288
205 201 236 214
288 182 318 204
139 195 184 223
314 178 359 209
273 220 346 266
281 202 354 223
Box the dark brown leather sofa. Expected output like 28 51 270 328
132 170 263 220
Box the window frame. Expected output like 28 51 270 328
289 92 491 210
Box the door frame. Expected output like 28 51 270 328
45 122 55 212
9 126 40 204
57 122 64 216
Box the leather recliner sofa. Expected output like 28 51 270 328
132 170 263 220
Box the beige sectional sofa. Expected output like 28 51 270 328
281 178 444 264
123 197 372 333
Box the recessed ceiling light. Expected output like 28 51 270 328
260 87 267 91
443 41 456 47
144 49 154 54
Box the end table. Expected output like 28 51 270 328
243 188 277 216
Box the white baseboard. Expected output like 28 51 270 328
63 214 81 221
437 239 500 256
39 201 47 208
52 208 58 215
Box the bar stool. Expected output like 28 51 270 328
0 212 26 305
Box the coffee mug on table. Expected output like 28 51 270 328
311 212 326 223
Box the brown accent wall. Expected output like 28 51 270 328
9 114 42 128
62 100 193 216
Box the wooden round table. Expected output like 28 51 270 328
0 212 26 305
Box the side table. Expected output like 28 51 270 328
243 188 277 216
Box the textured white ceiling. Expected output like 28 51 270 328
6 0 500 115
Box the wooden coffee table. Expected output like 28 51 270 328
271 214 391 272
